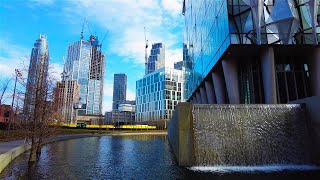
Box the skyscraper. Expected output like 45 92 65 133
112 74 127 110
23 34 49 117
146 43 165 75
63 35 104 118
87 36 104 115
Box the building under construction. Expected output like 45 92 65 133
54 25 106 124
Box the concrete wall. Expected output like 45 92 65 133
168 103 195 166
290 96 320 165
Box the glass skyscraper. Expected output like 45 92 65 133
112 74 127 110
183 0 320 104
146 43 165 75
63 36 104 116
23 34 49 117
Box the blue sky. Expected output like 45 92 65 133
0 0 183 113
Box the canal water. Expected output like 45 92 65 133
1 135 320 179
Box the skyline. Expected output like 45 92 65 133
0 0 183 113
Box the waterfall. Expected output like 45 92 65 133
192 104 311 166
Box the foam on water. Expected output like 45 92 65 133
188 165 320 173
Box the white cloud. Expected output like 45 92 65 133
49 62 63 82
166 48 183 68
127 88 136 101
102 95 112 113
162 0 182 17
64 0 183 66
103 80 113 98
0 38 30 79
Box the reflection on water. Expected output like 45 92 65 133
1 135 320 180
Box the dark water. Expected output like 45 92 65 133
1 135 320 180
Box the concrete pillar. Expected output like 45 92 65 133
196 91 201 104
200 87 208 104
212 71 227 104
205 80 217 104
222 58 240 104
310 48 320 96
261 47 277 104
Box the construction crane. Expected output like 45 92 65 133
98 30 109 51
86 19 93 37
80 18 86 40
144 27 149 74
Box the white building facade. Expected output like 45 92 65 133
136 67 185 122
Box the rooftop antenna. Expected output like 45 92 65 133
144 27 149 74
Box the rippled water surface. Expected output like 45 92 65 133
1 135 320 180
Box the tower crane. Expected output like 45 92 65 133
80 18 86 40
144 27 149 74
98 30 109 51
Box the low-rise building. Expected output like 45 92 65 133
0 105 12 123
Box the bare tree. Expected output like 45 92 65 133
13 54 62 169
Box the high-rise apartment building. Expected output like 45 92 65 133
136 67 184 122
146 43 165 75
23 34 49 117
112 74 127 110
53 80 79 124
62 35 104 119
183 0 320 104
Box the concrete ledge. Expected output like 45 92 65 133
0 144 31 174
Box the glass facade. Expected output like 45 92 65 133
64 38 104 116
183 0 320 100
136 68 185 122
24 34 49 116
146 43 165 75
183 0 230 99
112 74 127 110
87 45 104 115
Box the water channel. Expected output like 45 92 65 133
1 135 320 179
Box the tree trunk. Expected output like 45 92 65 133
28 136 37 167
36 137 42 158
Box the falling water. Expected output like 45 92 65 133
192 104 311 166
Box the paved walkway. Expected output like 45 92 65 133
0 134 100 155
0 140 25 154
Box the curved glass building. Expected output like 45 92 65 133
23 34 49 117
